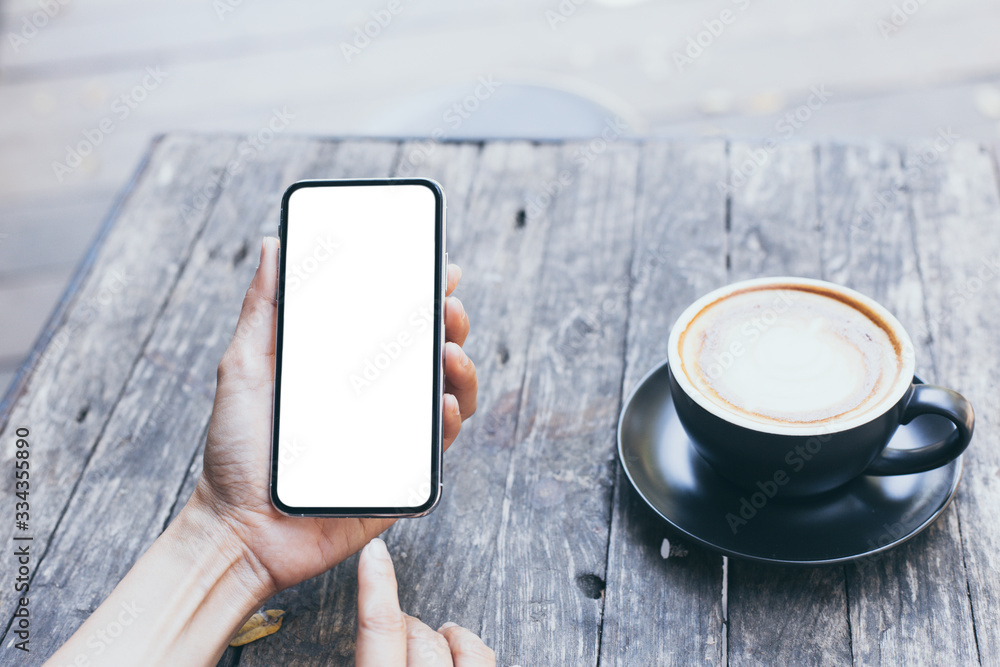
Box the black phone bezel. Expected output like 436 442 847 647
270 178 445 517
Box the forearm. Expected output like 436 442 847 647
45 497 274 666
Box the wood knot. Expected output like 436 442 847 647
232 239 250 267
575 574 605 600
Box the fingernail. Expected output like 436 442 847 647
258 237 266 266
452 264 462 281
440 622 458 630
461 352 471 367
366 537 390 561
453 399 462 417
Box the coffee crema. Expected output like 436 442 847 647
677 285 905 427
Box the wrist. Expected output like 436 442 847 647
47 487 279 666
180 485 278 607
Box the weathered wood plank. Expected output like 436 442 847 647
909 140 1000 667
0 134 238 659
818 143 929 357
819 142 979 666
9 138 395 662
241 140 566 665
474 139 638 664
600 140 728 666
725 141 853 667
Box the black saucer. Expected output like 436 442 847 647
617 360 963 566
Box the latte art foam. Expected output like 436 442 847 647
678 287 903 426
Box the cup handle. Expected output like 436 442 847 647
864 384 975 476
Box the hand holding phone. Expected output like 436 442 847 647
46 234 480 667
190 232 475 597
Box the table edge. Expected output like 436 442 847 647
0 135 167 428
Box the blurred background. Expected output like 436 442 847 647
1 0 999 396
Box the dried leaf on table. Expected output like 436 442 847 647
230 609 285 647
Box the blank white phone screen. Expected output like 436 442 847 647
276 184 438 509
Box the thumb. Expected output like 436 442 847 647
222 237 280 378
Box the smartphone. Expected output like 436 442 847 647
270 178 446 517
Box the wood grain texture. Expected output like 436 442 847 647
819 142 979 667
0 134 238 660
725 141 853 667
600 140 728 667
3 136 998 666
476 139 639 665
908 140 1000 667
241 140 568 665
9 137 395 662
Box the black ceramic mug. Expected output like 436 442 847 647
666 277 974 497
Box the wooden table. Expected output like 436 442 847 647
2 134 998 666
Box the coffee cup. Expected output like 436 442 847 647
666 276 974 497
